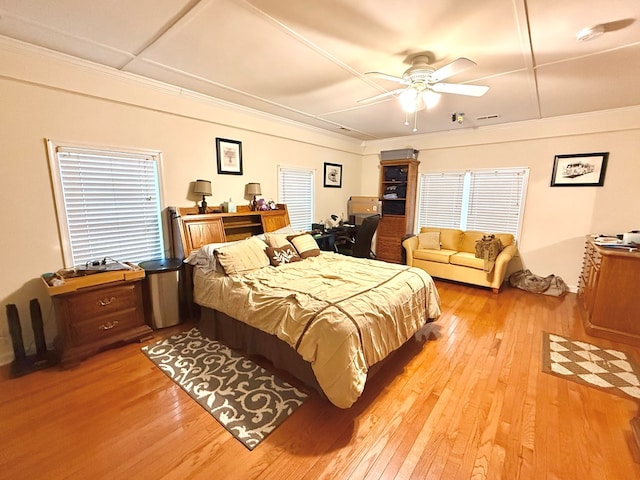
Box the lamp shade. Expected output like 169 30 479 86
194 179 212 196
245 182 262 196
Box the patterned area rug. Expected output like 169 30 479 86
542 332 640 400
142 328 308 450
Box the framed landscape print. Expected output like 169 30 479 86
216 138 243 175
550 152 609 187
323 162 342 188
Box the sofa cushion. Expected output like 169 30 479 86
420 227 462 251
414 248 457 264
450 252 485 270
418 231 441 250
459 230 514 253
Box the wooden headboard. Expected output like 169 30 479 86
169 204 290 258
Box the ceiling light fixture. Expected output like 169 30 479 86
576 24 605 41
399 85 441 132
361 55 486 133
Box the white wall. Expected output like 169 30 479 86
0 41 364 365
2 39 639 366
362 109 640 290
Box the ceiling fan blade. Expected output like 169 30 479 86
431 82 489 97
358 88 406 103
430 57 477 83
364 72 409 84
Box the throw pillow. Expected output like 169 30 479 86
266 245 301 266
215 236 269 275
264 232 296 249
287 233 321 259
418 231 441 250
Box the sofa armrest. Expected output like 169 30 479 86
402 235 419 265
491 244 518 289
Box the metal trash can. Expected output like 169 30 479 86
139 258 183 329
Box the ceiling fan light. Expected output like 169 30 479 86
399 88 418 112
423 90 441 109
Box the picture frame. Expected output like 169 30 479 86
323 162 342 188
550 152 609 187
216 138 243 175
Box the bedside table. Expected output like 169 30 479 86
44 270 153 368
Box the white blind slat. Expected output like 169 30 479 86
55 147 164 265
278 166 314 231
418 172 466 229
417 168 528 239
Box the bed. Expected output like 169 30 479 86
172 206 441 408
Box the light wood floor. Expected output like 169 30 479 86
1 280 639 479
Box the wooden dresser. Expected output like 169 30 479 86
44 269 153 368
577 237 640 346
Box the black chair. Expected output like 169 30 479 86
334 214 380 259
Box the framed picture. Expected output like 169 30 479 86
323 162 342 188
216 138 243 175
550 152 609 187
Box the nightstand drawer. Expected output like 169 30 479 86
65 283 138 320
49 278 153 368
69 309 142 345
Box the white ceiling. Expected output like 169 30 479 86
0 0 638 141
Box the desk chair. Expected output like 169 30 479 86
334 214 380 259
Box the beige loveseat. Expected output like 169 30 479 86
402 227 518 293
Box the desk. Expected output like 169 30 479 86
313 225 358 252
313 232 335 251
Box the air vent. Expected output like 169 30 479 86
476 114 501 121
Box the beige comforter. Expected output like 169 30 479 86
193 252 441 408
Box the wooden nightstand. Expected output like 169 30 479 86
43 268 153 368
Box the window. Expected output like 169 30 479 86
278 166 314 231
47 140 164 267
417 168 528 238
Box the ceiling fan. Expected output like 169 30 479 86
360 55 489 121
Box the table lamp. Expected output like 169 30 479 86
194 179 212 214
245 182 262 210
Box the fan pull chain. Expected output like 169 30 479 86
404 112 409 126
413 110 418 132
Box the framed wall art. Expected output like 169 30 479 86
216 138 243 175
323 162 342 188
550 152 609 187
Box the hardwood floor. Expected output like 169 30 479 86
1 280 639 479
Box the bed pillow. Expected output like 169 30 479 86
266 245 301 266
287 233 321 259
273 225 296 234
264 227 304 248
214 236 270 275
418 231 441 250
264 232 295 249
184 240 240 273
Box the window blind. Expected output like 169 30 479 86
278 166 314 231
417 168 528 239
466 169 527 236
417 172 466 229
52 146 164 266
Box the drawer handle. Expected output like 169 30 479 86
99 320 119 330
98 297 116 306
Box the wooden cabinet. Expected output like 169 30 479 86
578 237 640 346
50 278 153 368
170 205 290 257
376 159 420 263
